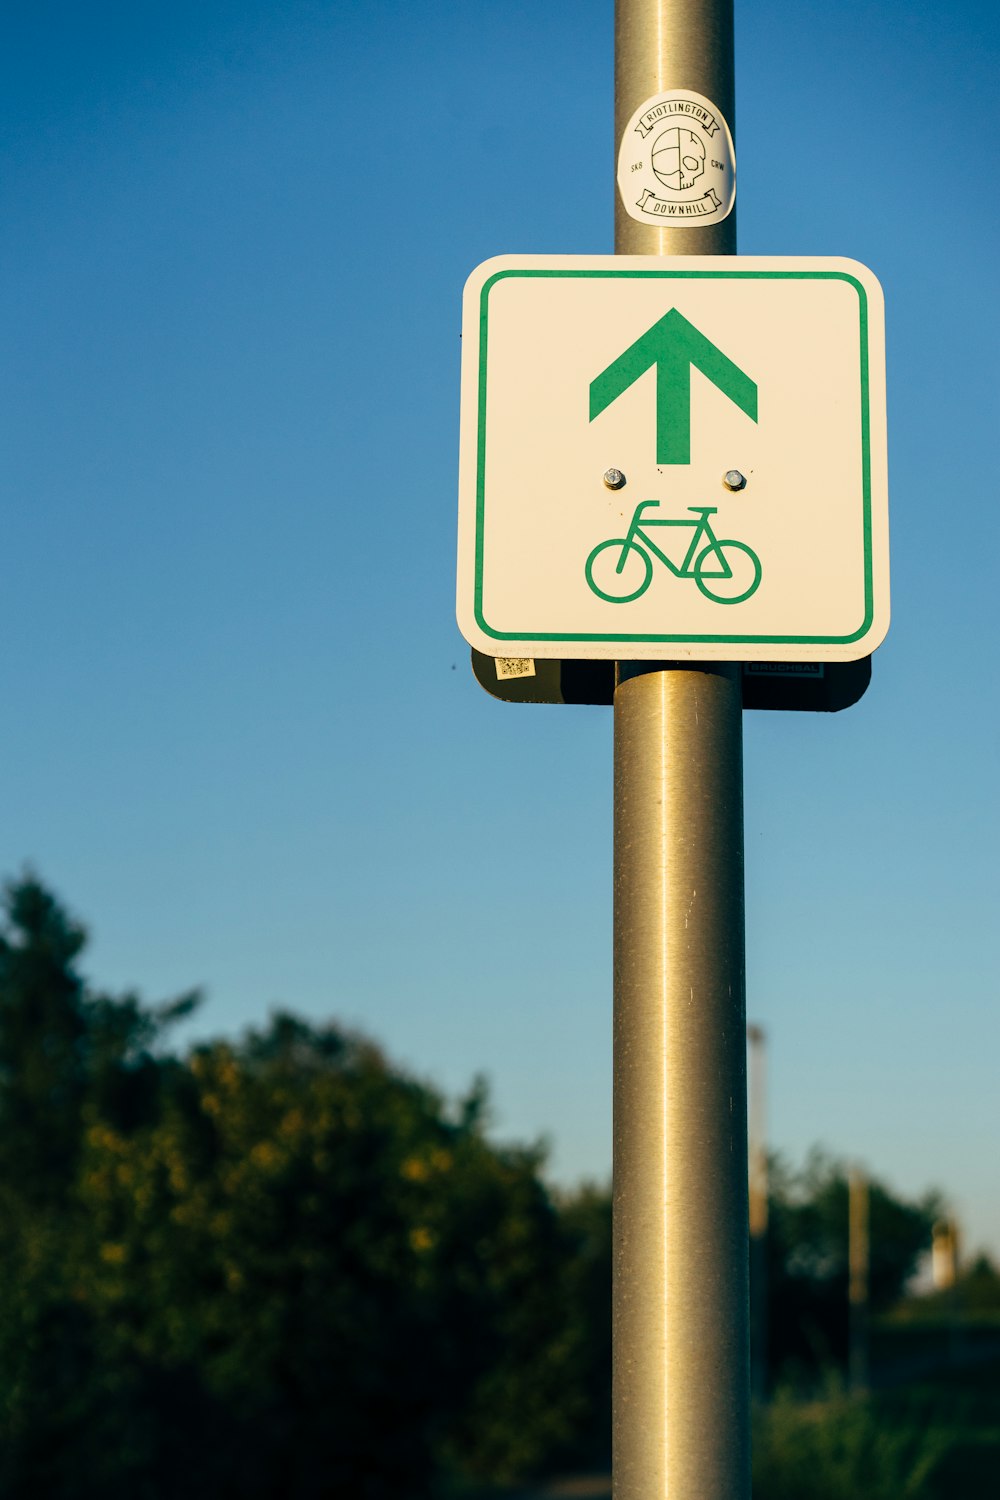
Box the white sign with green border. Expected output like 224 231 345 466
456 255 888 663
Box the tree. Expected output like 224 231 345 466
955 1254 1000 1315
0 874 949 1492
75 1014 596 1494
0 876 197 1500
0 877 598 1497
0 874 196 1199
0 875 90 1199
550 1183 613 1471
765 1149 939 1378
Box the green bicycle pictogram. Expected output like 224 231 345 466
585 500 762 605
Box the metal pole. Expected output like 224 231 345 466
948 1220 964 1366
615 0 736 257
932 1216 962 1366
612 2 749 1494
747 1024 769 1402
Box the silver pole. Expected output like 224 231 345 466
612 2 750 1497
615 0 736 257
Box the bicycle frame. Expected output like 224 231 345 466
621 500 732 579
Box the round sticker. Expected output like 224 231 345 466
617 89 735 228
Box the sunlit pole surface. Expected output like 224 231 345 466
612 1 750 1495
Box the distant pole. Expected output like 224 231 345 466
931 1217 957 1291
848 1165 869 1392
950 1219 964 1365
747 1024 769 1401
612 0 749 1497
932 1217 963 1365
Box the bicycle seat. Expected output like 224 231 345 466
687 505 718 516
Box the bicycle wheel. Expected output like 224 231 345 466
694 539 761 604
585 538 653 603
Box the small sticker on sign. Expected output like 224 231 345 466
617 88 735 228
494 657 537 681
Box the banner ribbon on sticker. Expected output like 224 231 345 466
635 187 722 218
617 87 735 228
634 99 720 138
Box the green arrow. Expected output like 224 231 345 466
589 307 757 465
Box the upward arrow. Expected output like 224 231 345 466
589 307 757 465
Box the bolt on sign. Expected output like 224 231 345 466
456 256 889 663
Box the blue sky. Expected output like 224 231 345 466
2 0 998 1255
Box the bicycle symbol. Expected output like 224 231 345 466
585 500 762 605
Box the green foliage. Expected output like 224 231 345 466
0 875 971 1496
754 1359 1000 1500
0 877 598 1497
0 877 200 1500
551 1184 613 1468
764 1150 938 1377
75 1014 593 1490
955 1255 1000 1315
752 1384 948 1500
0 876 89 1199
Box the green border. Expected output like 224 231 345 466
472 268 875 646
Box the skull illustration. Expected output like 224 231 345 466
651 127 706 191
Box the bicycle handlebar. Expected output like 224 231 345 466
632 500 718 520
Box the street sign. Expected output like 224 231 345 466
469 648 872 712
457 255 889 663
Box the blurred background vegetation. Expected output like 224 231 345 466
0 875 996 1498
